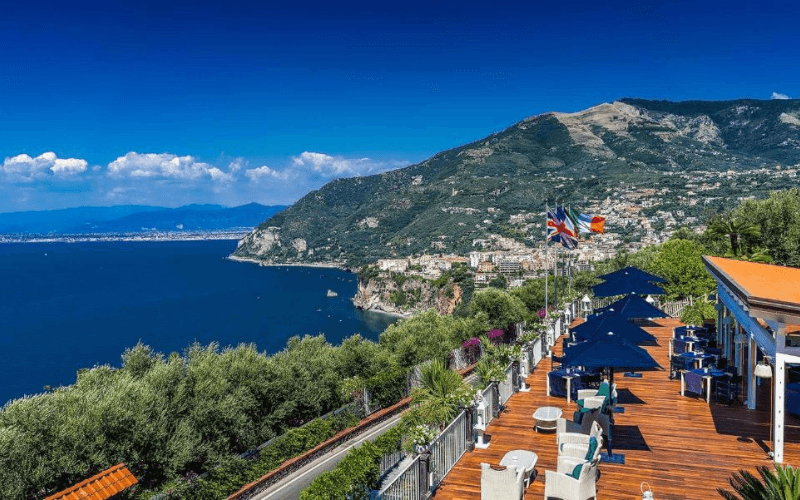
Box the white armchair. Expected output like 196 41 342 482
480 463 524 500
544 460 597 500
557 421 602 449
560 434 603 462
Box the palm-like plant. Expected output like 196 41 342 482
708 216 760 256
718 464 800 500
405 360 473 427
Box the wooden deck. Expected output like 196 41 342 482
433 318 800 500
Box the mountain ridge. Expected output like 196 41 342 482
0 203 286 234
233 98 800 266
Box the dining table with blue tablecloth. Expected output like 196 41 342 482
547 368 592 403
681 367 728 403
678 350 714 370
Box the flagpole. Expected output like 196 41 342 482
544 202 549 319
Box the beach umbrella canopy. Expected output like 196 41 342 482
570 315 657 345
596 294 668 319
563 332 661 371
591 277 664 298
598 266 667 284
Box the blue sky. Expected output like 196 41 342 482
1 0 797 212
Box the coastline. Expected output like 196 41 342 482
226 254 347 270
228 255 413 320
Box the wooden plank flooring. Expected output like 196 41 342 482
433 318 800 500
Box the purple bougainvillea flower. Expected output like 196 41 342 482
488 329 504 339
538 309 546 319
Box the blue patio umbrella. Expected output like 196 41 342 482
591 277 664 298
564 332 661 371
598 266 667 283
596 294 669 320
563 331 661 464
570 315 658 345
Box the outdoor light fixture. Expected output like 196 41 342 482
754 358 774 459
645 295 655 304
754 361 772 379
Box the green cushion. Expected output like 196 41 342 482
576 398 585 407
597 382 610 397
570 463 583 479
585 436 598 461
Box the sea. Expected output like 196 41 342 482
0 239 397 406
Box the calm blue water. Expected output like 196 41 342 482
0 240 396 406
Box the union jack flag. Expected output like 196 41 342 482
547 205 578 249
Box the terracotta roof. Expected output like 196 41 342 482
45 463 137 500
704 256 800 321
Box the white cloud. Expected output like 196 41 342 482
772 92 791 100
2 152 88 181
107 152 230 181
51 158 89 175
245 165 292 182
291 151 407 178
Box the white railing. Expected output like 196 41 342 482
481 383 496 426
662 298 692 318
532 338 543 367
591 297 614 310
376 455 421 500
428 410 468 490
498 363 514 405
379 447 406 479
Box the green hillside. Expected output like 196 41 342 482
234 98 800 266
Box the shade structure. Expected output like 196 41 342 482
592 277 664 298
570 315 657 345
563 332 661 464
596 294 669 320
563 332 661 371
598 266 667 284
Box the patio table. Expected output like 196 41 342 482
678 351 712 370
533 406 562 432
500 450 538 487
547 369 587 403
681 368 727 403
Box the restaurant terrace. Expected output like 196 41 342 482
423 260 800 500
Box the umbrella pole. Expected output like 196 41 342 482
601 368 626 464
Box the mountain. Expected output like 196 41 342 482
0 206 165 234
0 203 286 234
233 98 800 266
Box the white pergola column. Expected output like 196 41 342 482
774 326 787 463
747 336 757 410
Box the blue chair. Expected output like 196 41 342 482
673 339 687 354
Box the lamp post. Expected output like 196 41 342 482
754 359 773 458
581 294 591 319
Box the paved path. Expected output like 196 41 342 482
251 413 404 500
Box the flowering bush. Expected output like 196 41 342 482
462 337 481 348
487 329 504 339
538 309 547 319
407 424 439 448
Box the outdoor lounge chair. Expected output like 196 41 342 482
557 421 602 449
544 459 597 500
715 379 741 404
480 463 524 500
559 434 603 462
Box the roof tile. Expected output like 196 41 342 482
44 463 138 500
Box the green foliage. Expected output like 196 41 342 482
718 463 800 500
300 426 404 500
707 214 760 257
402 360 474 429
468 288 527 331
649 239 716 300
732 188 800 267
680 301 717 326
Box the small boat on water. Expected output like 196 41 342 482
326 289 338 297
